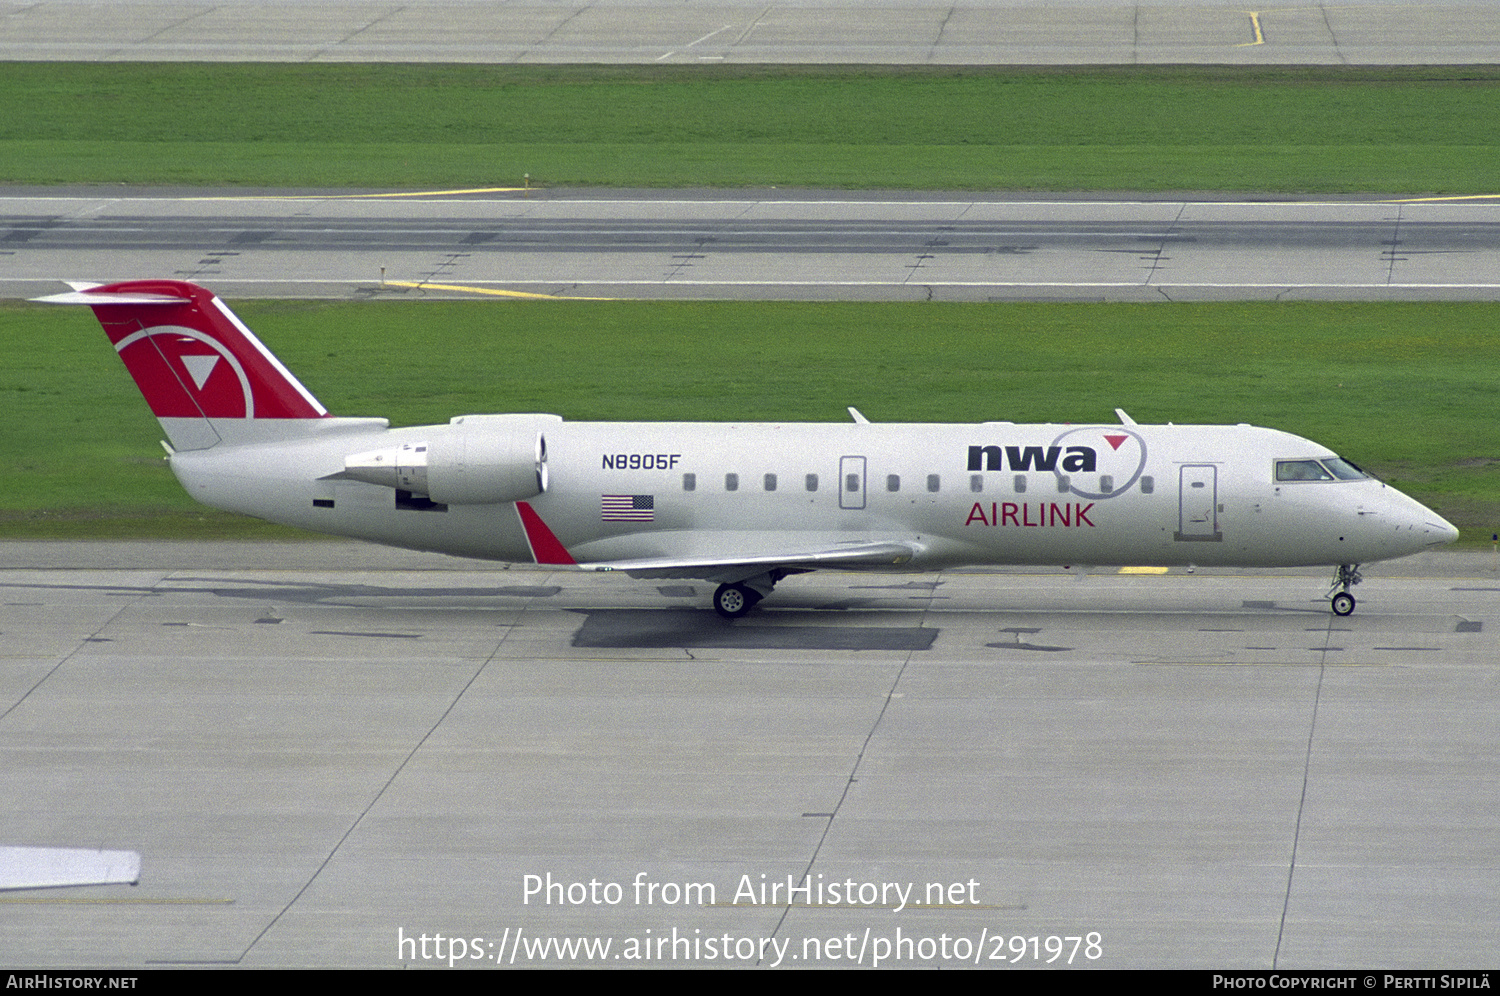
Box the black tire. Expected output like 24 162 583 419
713 583 759 619
1331 592 1356 617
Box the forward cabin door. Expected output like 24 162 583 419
1175 464 1221 541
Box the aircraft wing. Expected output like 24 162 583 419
579 539 921 583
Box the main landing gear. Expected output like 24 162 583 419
1328 563 1363 616
713 582 762 619
711 569 804 619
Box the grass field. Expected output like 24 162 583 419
3 64 1500 191
4 298 1495 542
4 63 1496 544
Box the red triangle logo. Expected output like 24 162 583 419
1104 434 1128 451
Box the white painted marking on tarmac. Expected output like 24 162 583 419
659 23 734 60
687 24 735 47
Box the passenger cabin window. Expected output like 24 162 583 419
764 473 777 492
887 475 900 492
969 475 983 493
1013 475 1027 493
725 473 739 491
806 474 819 492
683 473 696 492
1140 475 1154 494
927 474 940 493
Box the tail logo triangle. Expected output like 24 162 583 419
181 354 220 391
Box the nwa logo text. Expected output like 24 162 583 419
965 428 1149 506
967 445 1098 473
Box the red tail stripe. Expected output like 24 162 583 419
86 280 327 420
515 502 576 566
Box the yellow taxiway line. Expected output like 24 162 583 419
186 186 531 202
380 280 611 301
1387 193 1500 203
1235 11 1266 47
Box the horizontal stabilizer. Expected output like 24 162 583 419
34 289 192 306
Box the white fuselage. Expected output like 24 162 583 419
166 417 1458 575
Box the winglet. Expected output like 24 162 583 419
848 406 870 424
1115 408 1138 426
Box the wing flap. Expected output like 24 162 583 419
580 540 920 582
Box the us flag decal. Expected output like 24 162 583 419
602 494 654 522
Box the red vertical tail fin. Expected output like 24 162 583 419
36 280 329 450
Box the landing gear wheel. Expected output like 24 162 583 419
713 583 760 619
1328 563 1362 617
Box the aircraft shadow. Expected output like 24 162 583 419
569 609 937 652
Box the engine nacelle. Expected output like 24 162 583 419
340 413 562 505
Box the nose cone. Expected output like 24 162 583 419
1426 511 1460 547
1392 492 1459 553
1344 483 1459 561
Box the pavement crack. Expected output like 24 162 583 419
1274 619 1333 967
759 647 916 963
236 635 504 964
0 589 141 725
1141 201 1188 286
1383 205 1404 286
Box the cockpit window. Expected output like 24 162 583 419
1275 457 1369 482
1276 459 1333 482
1323 457 1367 480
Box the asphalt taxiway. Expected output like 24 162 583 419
4 0 1498 65
8 189 1500 302
2 541 1495 967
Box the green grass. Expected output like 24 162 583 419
3 298 1496 541
5 64 1496 539
3 64 1500 191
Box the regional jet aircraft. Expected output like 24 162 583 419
40 280 1458 617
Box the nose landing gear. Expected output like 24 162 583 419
1328 563 1363 616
